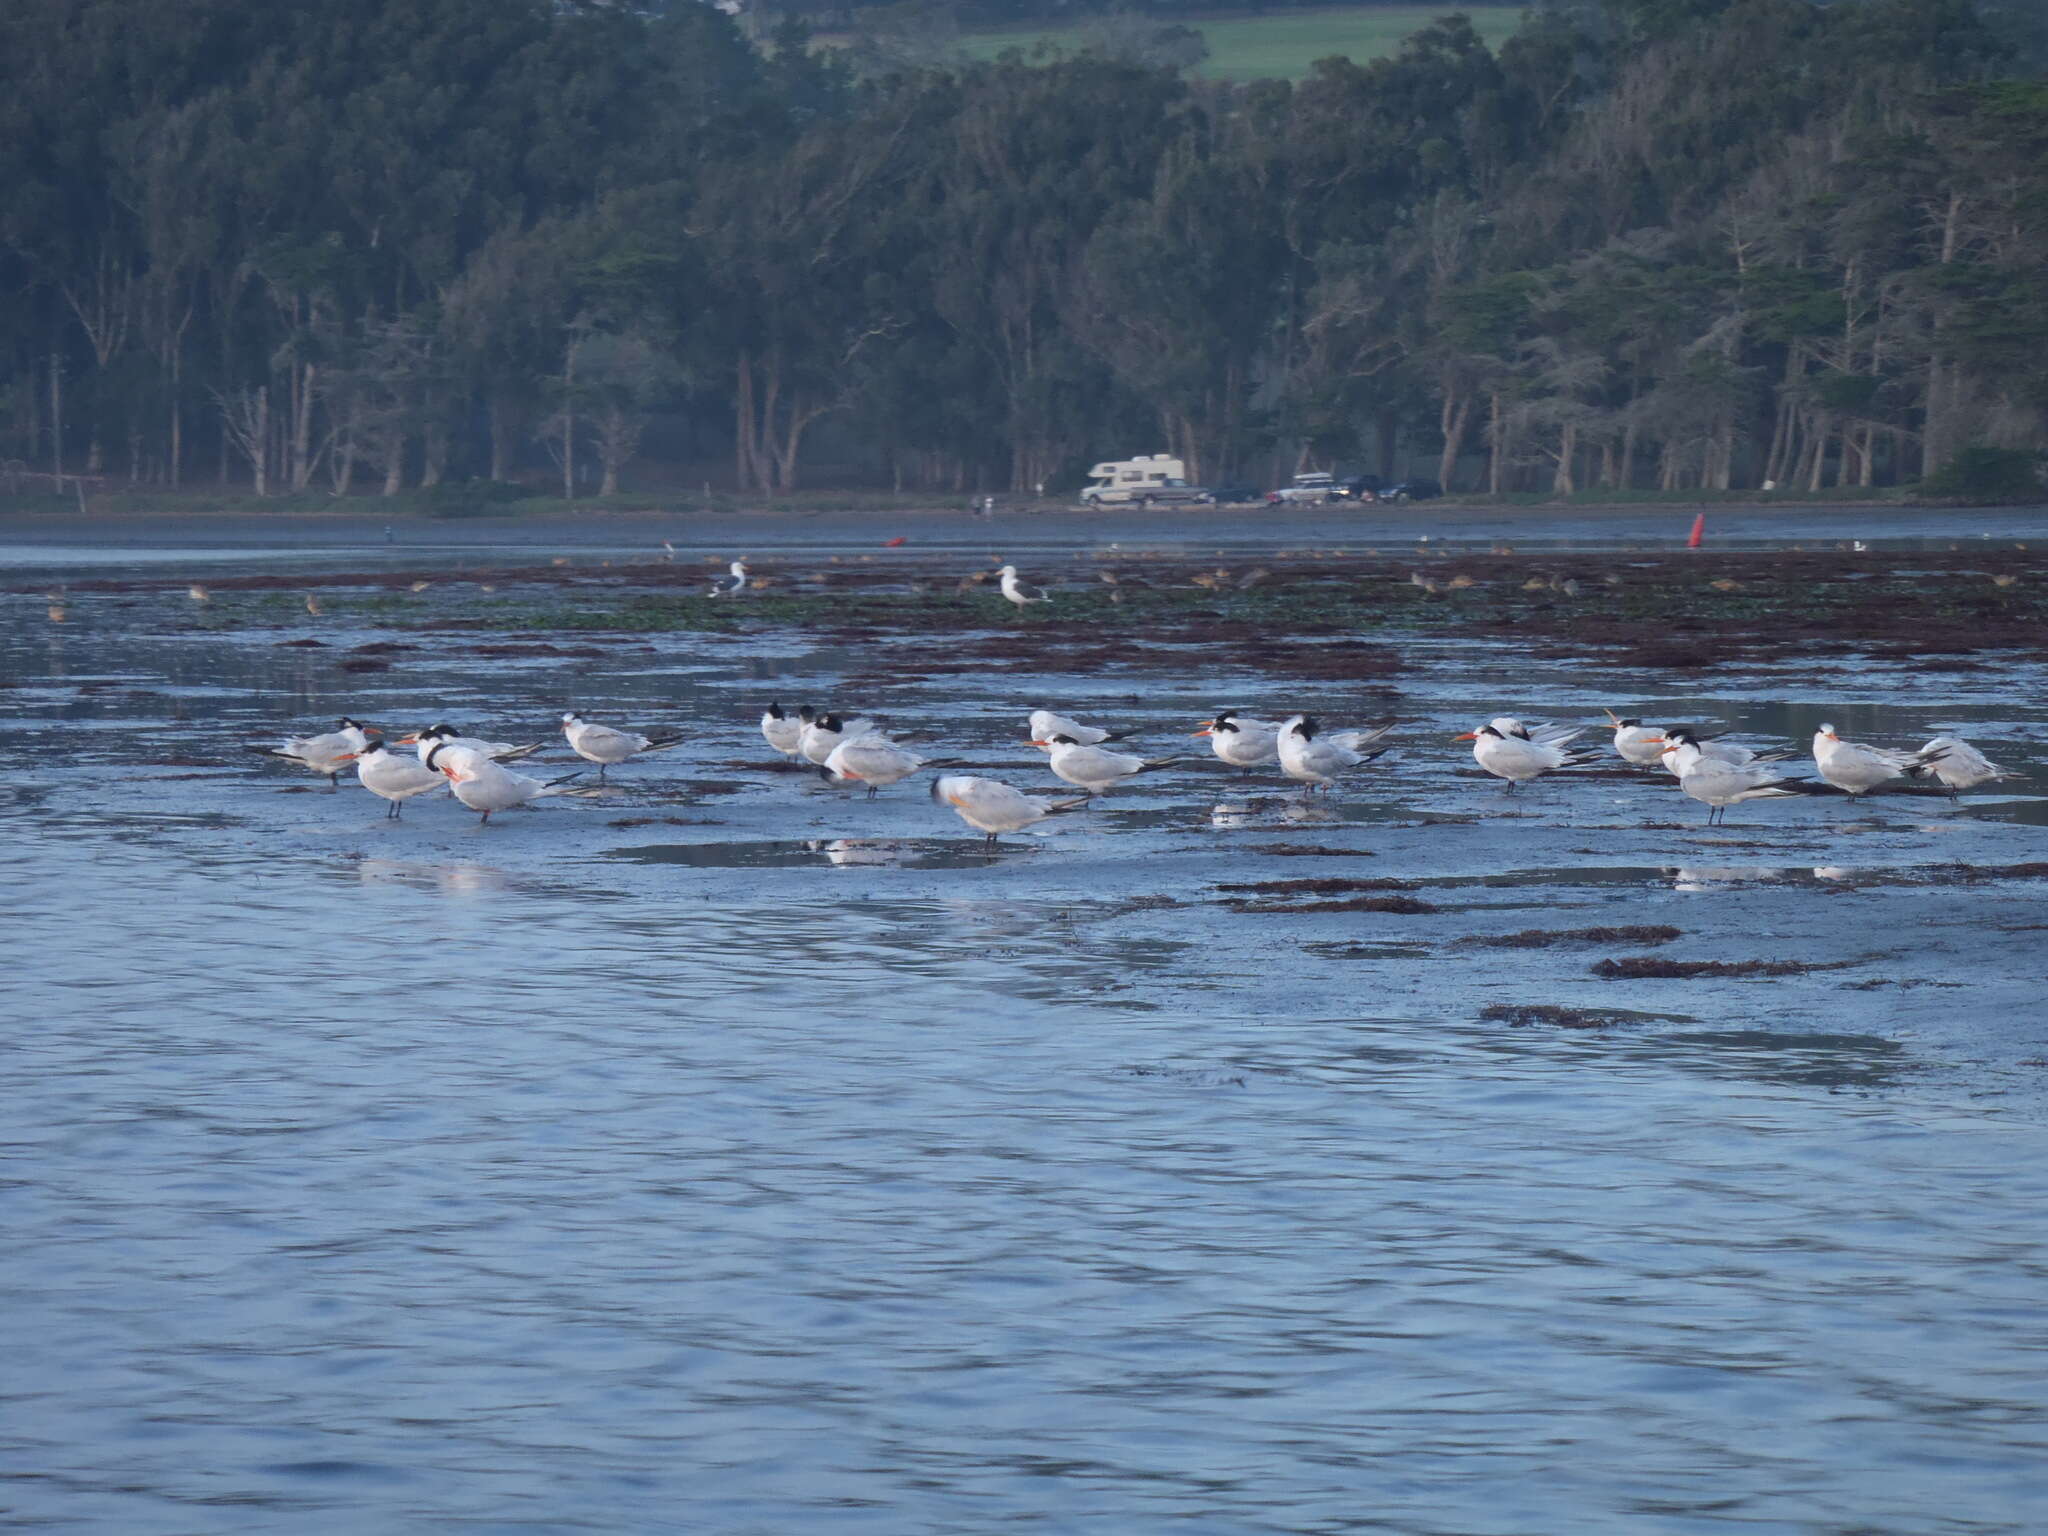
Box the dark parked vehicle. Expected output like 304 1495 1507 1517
1207 483 1264 504
1334 474 1386 501
1379 478 1442 502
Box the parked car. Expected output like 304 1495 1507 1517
1207 483 1264 505
1266 471 1341 504
1378 477 1443 502
1334 474 1386 501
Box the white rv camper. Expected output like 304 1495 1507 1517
1078 455 1212 506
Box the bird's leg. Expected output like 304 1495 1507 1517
867 784 879 800
328 772 340 791
597 763 608 784
480 810 491 825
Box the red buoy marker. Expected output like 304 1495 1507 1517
1687 514 1705 549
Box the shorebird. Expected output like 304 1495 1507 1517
997 565 1050 613
1811 724 1947 797
1276 714 1394 792
429 743 590 825
929 775 1089 848
246 718 379 790
1456 718 1598 792
1910 736 2018 799
560 712 685 782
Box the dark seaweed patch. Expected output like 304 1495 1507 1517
1462 925 1682 949
1591 955 1854 979
1217 877 1416 895
1240 843 1377 857
1481 1003 1639 1029
1228 895 1440 914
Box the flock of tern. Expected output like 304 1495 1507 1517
246 700 2019 844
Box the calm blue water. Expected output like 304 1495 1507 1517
6 550 2048 1533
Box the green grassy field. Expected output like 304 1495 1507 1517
960 5 1523 80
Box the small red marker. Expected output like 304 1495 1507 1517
1687 514 1705 549
883 536 908 548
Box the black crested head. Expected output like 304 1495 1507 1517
1616 718 1642 728
798 705 816 723
1479 724 1504 739
1508 723 1532 740
1297 715 1319 739
815 714 842 731
428 723 455 737
340 716 363 730
1050 733 1080 745
1667 727 1700 745
766 701 785 719
1215 716 1240 735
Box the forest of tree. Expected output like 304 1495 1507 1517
2 0 2045 502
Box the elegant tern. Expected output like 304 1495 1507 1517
1026 709 1135 746
1276 714 1393 791
398 724 544 766
345 740 449 818
1661 736 1805 825
1456 720 1598 791
1604 712 1667 767
429 743 589 824
244 717 379 790
1033 735 1183 797
1194 710 1281 771
1911 735 2017 798
761 701 808 764
560 712 684 781
1812 723 1946 797
822 733 934 797
799 712 877 766
1656 726 1790 778
929 774 1089 847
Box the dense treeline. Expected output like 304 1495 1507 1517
3 0 2045 501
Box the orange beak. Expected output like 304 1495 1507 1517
395 734 420 745
1192 725 1214 738
1453 731 1478 741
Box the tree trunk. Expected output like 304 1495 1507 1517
1552 422 1577 495
49 350 63 486
1438 391 1472 493
1486 393 1504 496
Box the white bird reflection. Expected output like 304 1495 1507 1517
356 858 512 897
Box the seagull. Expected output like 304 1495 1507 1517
397 724 545 766
187 584 211 604
304 594 324 616
560 712 685 781
710 559 749 597
1193 710 1281 772
1276 714 1394 792
429 743 590 825
761 702 809 765
1812 723 1947 797
1033 735 1183 798
996 564 1050 613
799 712 877 766
1662 736 1805 825
1456 720 1598 792
344 740 449 818
1604 711 1668 767
1911 735 2018 799
245 717 379 790
822 733 934 798
929 774 1090 848
1027 709 1136 746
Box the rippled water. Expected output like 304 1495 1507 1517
7 533 2048 1533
